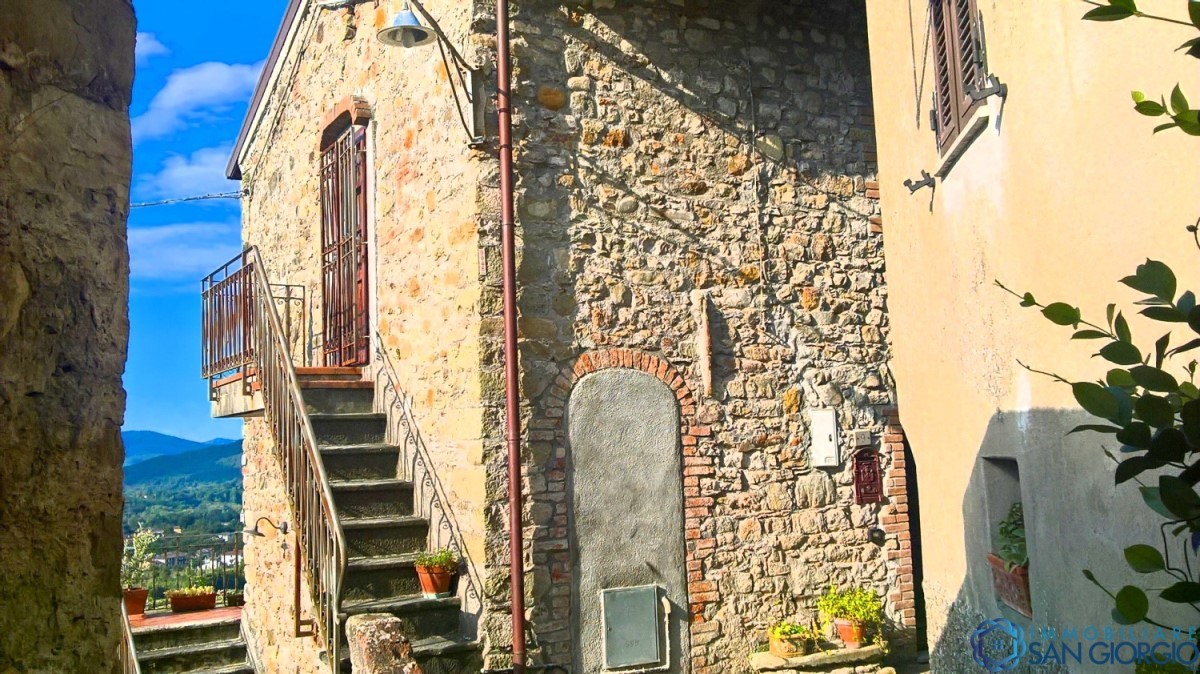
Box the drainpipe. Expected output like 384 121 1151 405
495 0 527 669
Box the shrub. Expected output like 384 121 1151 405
165 585 215 598
769 620 817 640
414 548 459 572
816 585 883 627
120 525 159 589
996 502 1028 570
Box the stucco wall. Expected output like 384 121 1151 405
236 0 492 666
0 1 133 671
864 1 1199 670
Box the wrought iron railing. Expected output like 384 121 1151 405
373 332 485 636
202 249 309 396
244 246 346 667
125 532 245 612
120 600 142 674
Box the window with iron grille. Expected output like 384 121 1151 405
931 0 988 152
319 125 370 367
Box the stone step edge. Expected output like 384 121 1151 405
131 616 241 636
346 552 419 571
319 443 400 454
330 478 412 492
136 636 247 661
339 594 462 619
309 412 386 422
341 515 426 530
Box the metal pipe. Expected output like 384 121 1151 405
494 0 526 668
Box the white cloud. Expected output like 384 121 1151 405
128 222 242 284
137 144 237 200
132 61 262 142
135 32 170 65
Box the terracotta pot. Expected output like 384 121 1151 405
169 593 217 613
123 588 149 616
834 618 867 649
224 593 245 607
415 565 454 599
987 553 1032 618
768 631 811 659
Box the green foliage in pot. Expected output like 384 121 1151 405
816 585 883 628
165 585 215 598
120 525 159 589
996 502 1028 571
768 620 817 640
414 547 460 572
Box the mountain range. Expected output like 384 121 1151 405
121 430 244 534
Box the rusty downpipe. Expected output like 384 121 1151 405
495 0 527 669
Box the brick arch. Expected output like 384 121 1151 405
539 347 719 668
319 95 372 149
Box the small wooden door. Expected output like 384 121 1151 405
320 125 370 367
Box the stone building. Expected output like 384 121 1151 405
864 1 1199 672
208 0 916 671
0 1 134 672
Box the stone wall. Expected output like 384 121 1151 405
0 1 134 672
481 0 905 670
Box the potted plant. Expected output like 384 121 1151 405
414 548 459 599
816 585 883 649
987 501 1032 618
767 620 817 658
224 591 245 607
121 526 158 616
166 586 217 613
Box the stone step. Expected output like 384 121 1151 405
343 553 422 602
320 443 400 481
342 515 429 558
330 478 414 519
339 596 463 641
310 413 386 445
132 618 241 654
337 635 481 674
137 637 248 674
302 386 375 415
296 367 363 382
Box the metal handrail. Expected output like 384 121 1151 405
245 246 347 668
120 600 142 674
201 250 255 380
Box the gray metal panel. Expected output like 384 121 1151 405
602 585 662 669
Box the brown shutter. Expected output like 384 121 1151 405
953 0 986 116
931 0 960 150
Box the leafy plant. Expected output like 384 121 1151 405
996 502 1028 571
165 585 215 598
1001 255 1200 628
769 620 818 640
121 525 159 589
414 547 460 572
816 585 883 628
1082 0 1200 135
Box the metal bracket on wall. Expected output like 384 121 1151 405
965 74 1008 103
903 170 934 194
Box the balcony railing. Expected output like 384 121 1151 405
125 532 246 612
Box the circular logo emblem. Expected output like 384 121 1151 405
971 618 1027 672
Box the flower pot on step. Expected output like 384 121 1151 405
987 553 1032 618
415 565 455 599
169 593 217 613
768 631 811 658
834 618 867 649
123 588 149 616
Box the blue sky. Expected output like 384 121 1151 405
124 1 289 441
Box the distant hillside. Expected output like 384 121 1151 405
124 440 242 485
122 430 208 466
123 436 244 535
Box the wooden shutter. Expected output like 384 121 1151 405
930 0 960 150
953 0 986 117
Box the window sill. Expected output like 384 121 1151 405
935 107 991 179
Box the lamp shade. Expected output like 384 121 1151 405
377 9 436 48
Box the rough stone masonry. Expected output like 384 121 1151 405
0 1 134 672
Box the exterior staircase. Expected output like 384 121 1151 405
297 367 480 674
131 612 253 674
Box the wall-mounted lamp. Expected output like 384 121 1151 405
377 0 486 146
243 516 289 538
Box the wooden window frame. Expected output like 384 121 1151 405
931 0 988 153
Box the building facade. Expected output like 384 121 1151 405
215 0 918 671
864 1 1199 671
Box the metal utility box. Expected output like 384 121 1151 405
810 408 840 467
601 585 663 669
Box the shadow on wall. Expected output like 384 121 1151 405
929 408 1195 674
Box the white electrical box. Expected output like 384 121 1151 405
810 409 840 467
